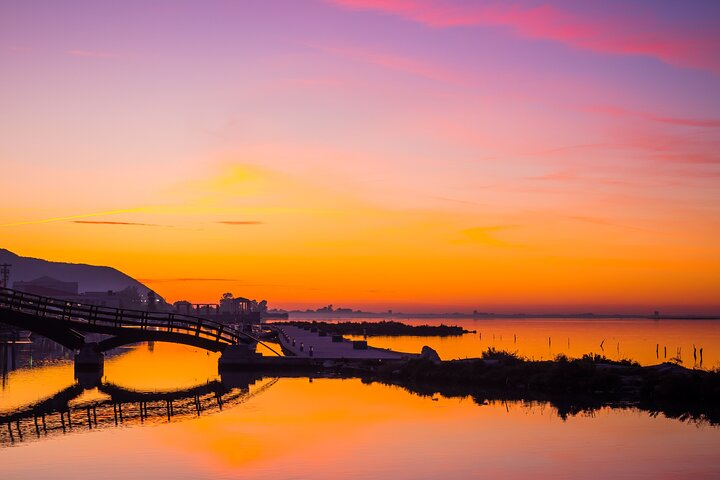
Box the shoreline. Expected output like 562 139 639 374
269 320 473 336
284 312 720 320
219 350 720 425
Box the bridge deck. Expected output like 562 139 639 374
0 287 260 352
271 325 414 360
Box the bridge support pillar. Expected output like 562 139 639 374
74 343 104 374
218 343 260 370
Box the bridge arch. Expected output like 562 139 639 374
0 287 280 355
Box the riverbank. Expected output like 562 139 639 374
270 320 472 336
352 350 720 424
218 342 720 424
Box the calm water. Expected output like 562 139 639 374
304 316 720 369
1 318 720 479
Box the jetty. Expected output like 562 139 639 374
270 325 414 360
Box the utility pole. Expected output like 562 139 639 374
0 263 10 288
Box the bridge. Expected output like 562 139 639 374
0 287 280 368
0 375 279 446
0 287 418 372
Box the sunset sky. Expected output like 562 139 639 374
1 0 719 313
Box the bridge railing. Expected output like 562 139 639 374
0 287 241 346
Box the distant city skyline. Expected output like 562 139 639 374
1 0 719 314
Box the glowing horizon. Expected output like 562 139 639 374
1 0 719 314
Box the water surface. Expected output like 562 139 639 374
298 316 720 368
1 319 719 479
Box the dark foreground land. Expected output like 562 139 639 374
229 348 720 425
358 351 720 425
271 320 472 336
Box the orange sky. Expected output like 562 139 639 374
1 1 719 313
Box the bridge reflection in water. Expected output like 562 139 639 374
0 372 279 446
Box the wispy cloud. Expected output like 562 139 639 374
566 215 651 232
648 153 720 165
73 220 163 227
6 46 33 53
308 43 466 84
0 208 146 227
328 0 720 73
137 278 300 289
217 221 263 225
459 225 519 247
136 278 240 283
67 49 122 59
586 105 720 128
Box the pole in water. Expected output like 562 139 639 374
548 337 551 348
513 334 516 344
693 345 697 363
664 346 667 358
656 344 659 359
700 347 703 365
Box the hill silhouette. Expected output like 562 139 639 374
0 248 163 302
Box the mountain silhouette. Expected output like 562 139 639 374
0 248 162 302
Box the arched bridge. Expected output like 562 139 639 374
0 287 265 353
0 377 279 446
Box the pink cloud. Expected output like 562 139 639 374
6 46 33 53
648 153 719 165
328 0 720 73
586 105 720 128
67 49 122 59
310 43 466 84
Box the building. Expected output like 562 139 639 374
173 300 193 314
79 286 143 310
12 277 151 311
171 293 265 325
13 276 79 297
219 295 253 315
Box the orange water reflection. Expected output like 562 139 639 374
336 317 720 368
3 374 719 479
104 342 220 391
0 360 75 411
1 342 719 478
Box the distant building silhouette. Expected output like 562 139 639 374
13 276 144 309
13 276 79 297
173 300 193 314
